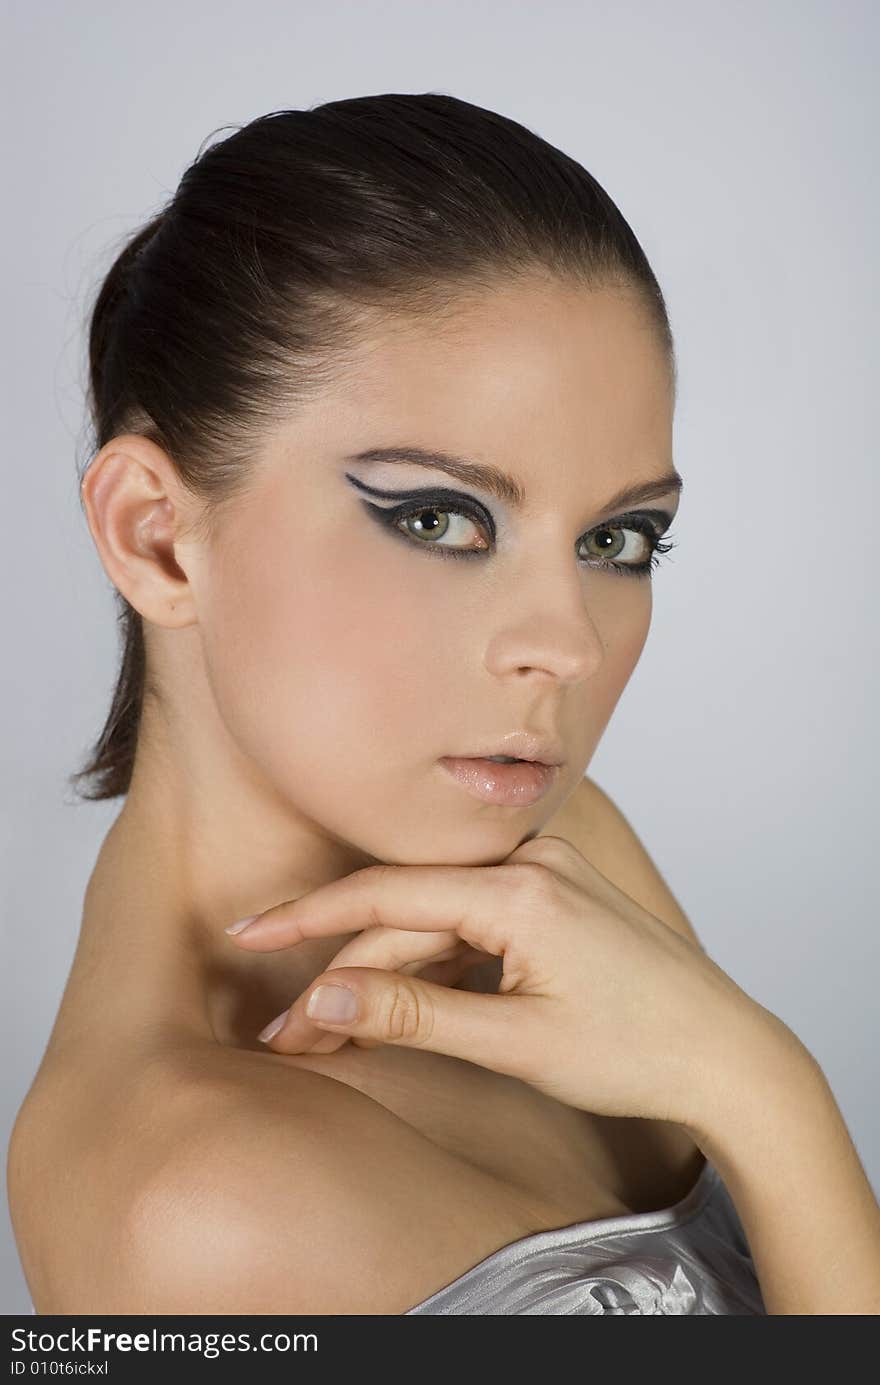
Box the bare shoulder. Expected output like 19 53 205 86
124 1057 420 1314
542 774 703 950
15 1043 524 1315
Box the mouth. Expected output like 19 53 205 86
453 733 565 768
438 756 560 806
481 754 554 766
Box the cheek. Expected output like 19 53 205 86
588 585 653 728
198 522 444 788
194 488 657 858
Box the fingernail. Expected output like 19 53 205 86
225 915 260 935
257 1008 289 1043
306 985 358 1023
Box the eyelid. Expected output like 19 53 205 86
599 506 676 535
346 474 675 539
346 477 489 511
356 484 679 580
348 478 496 539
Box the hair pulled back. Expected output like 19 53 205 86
71 91 676 801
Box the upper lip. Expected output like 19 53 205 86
446 733 566 767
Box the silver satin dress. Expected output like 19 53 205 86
404 1159 766 1314
27 1160 765 1315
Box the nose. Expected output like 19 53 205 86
482 555 612 687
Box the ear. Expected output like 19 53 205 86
79 434 204 629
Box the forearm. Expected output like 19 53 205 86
684 1017 880 1315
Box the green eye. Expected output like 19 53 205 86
362 490 676 579
581 526 637 564
397 504 490 551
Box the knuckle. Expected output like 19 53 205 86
349 862 395 927
523 834 581 869
355 862 396 886
383 980 434 1045
503 860 561 909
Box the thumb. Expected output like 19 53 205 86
303 967 533 1080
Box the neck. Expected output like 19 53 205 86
54 779 375 1055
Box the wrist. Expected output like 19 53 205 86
676 1011 880 1314
681 1002 823 1152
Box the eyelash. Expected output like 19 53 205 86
362 493 678 579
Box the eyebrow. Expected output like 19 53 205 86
343 445 683 515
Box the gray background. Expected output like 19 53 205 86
3 0 877 1313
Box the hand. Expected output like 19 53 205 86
225 834 787 1127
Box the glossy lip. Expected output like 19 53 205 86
455 731 566 767
438 757 560 806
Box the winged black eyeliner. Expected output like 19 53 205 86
343 472 675 533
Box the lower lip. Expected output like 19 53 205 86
438 757 559 805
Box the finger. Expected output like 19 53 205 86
318 924 463 975
276 952 480 1055
344 972 472 1054
262 964 541 1084
225 861 528 958
284 931 459 1054
345 960 483 1051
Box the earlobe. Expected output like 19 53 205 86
79 435 199 629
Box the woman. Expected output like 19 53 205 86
8 92 879 1315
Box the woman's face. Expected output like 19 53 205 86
181 277 680 867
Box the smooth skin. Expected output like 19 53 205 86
37 274 686 1053
229 830 880 1316
228 830 767 1122
11 272 877 1313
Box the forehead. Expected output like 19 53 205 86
311 278 672 489
262 276 675 515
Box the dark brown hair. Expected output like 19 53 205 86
70 91 676 801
